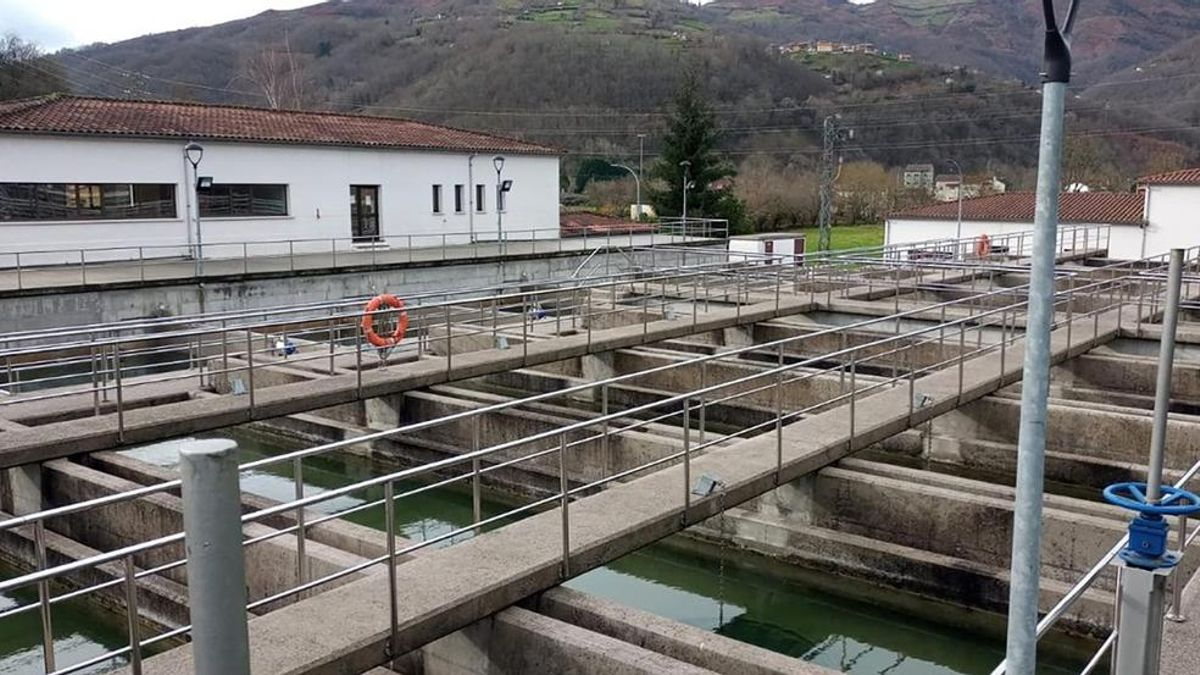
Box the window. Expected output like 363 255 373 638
0 183 177 222
432 184 443 214
453 184 465 213
475 184 486 213
199 184 288 217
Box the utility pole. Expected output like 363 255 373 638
1002 1 1081 673
948 159 965 243
637 134 646 221
818 115 849 252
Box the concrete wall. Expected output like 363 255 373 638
0 135 560 265
0 246 703 333
1145 185 1200 258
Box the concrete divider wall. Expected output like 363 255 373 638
41 459 366 611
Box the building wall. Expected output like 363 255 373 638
1144 185 1200 258
884 218 1143 260
0 135 560 265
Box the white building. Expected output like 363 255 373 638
885 191 1146 258
933 175 1006 203
0 95 561 265
887 171 1200 259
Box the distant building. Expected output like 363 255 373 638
933 175 1007 202
897 53 914 62
0 95 561 266
885 173 1200 260
902 164 936 191
816 40 835 53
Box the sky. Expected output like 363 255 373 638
0 0 318 50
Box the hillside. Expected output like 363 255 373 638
1083 34 1200 128
706 0 1200 84
33 0 1199 189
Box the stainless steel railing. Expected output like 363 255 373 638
0 236 1176 675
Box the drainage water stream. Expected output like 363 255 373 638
0 429 1092 674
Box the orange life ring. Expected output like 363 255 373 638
975 234 992 258
361 294 409 348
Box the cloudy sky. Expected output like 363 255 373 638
1 0 318 50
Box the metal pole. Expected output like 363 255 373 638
124 554 143 675
1004 1 1078 667
637 134 646 221
1146 248 1184 502
179 439 251 675
35 520 55 673
384 481 400 662
559 433 570 577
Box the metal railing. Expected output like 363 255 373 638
0 232 1176 675
0 219 729 290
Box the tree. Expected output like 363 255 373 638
649 69 746 232
0 34 65 101
238 35 308 110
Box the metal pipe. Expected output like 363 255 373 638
179 439 250 675
1147 248 1184 502
1004 75 1069 675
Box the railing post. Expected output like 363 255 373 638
80 249 87 285
682 399 691 523
384 481 400 662
179 439 251 675
114 340 125 443
249 329 271 415
699 361 707 445
243 242 249 275
559 432 570 578
849 350 857 444
472 415 483 532
34 520 55 674
139 247 145 283
124 554 143 675
293 457 308 596
1168 514 1188 622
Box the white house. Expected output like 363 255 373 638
0 95 561 265
885 191 1146 259
1138 168 1200 256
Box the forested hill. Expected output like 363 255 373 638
37 0 1200 186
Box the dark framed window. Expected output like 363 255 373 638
0 183 176 221
475 184 486 213
432 184 443 214
199 184 288 217
454 184 465 213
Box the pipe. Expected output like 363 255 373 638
1146 248 1184 502
1003 75 1071 675
467 154 475 242
180 439 251 675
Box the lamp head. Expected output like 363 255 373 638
493 156 505 173
184 142 204 168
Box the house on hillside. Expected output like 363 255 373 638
933 175 1007 202
0 95 561 266
816 40 835 53
902 164 935 191
883 187 1193 260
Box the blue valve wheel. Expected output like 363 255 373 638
1103 482 1200 516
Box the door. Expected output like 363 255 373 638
350 185 380 242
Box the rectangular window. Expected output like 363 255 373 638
199 184 288 218
0 182 177 222
453 184 465 213
475 184 486 213
432 184 443 214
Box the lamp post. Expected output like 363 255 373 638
679 160 692 224
184 142 204 276
613 164 640 224
636 134 646 221
493 156 505 249
947 159 964 245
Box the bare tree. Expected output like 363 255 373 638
238 33 307 109
0 34 66 100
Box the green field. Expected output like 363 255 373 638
799 224 885 251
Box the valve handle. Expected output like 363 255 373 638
1103 482 1200 516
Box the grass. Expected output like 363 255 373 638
798 224 885 251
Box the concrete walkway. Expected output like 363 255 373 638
0 234 701 292
1161 570 1200 674
128 302 1123 675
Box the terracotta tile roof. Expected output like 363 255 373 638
1137 168 1200 186
0 94 558 155
889 192 1145 225
559 212 653 236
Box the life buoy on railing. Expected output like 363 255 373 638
975 234 992 258
361 294 409 348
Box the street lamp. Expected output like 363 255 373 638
679 160 692 223
612 164 640 224
636 134 646 221
493 156 505 247
183 142 205 275
947 159 965 248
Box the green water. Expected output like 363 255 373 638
7 429 1091 675
0 562 129 674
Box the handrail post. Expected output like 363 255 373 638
293 457 308 597
384 481 400 663
682 399 691 523
124 554 143 675
472 415 483 533
246 329 255 415
179 439 251 675
114 340 125 443
35 520 55 674
559 432 570 578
